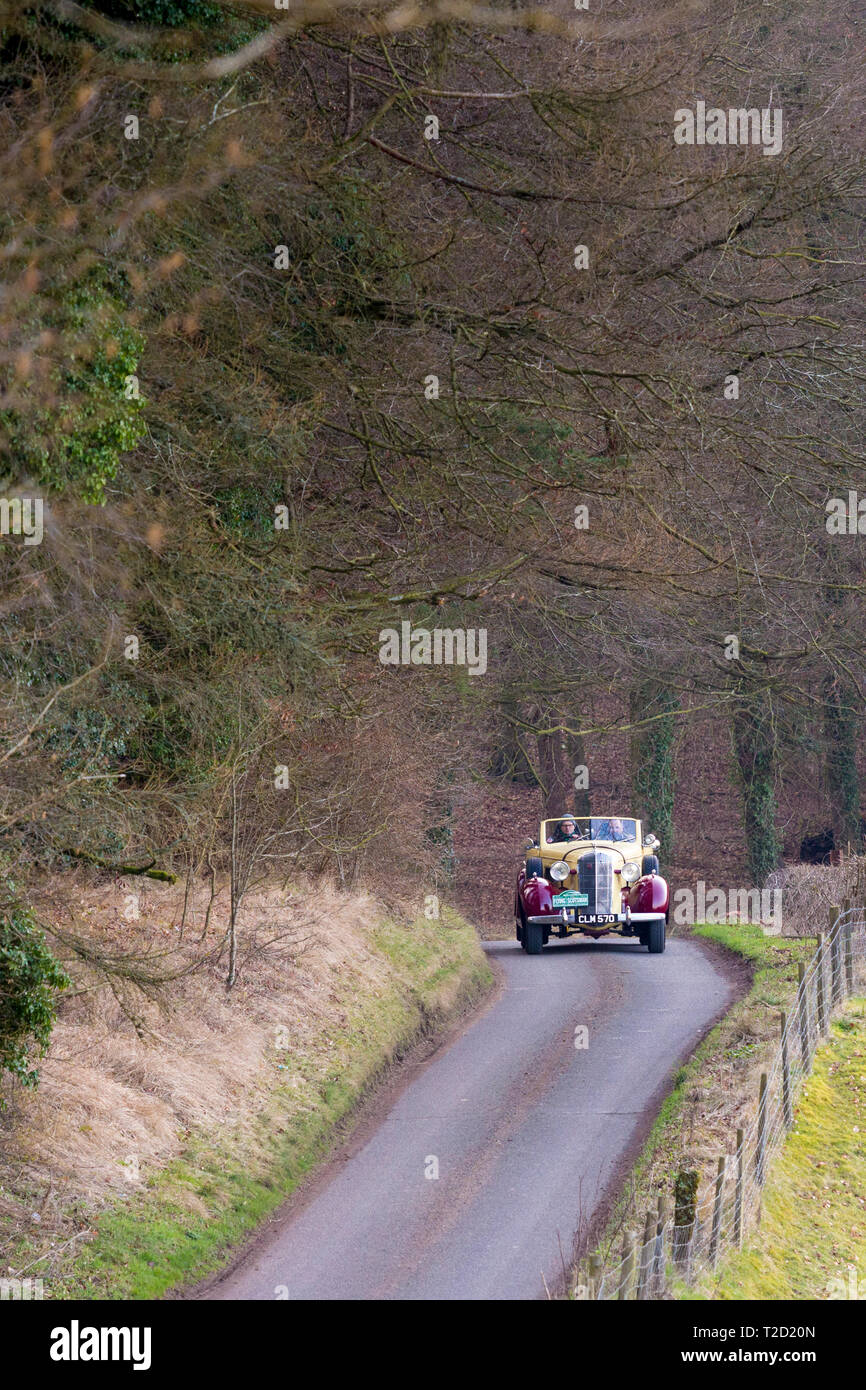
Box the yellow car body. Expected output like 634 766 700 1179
538 816 648 907
515 814 668 953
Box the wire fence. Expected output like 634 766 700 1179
580 903 866 1301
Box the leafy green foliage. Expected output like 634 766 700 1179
44 690 142 773
82 0 223 25
215 481 282 541
0 899 69 1091
0 274 146 503
25 0 259 66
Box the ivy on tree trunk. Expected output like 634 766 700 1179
823 674 861 850
629 682 677 859
732 693 781 886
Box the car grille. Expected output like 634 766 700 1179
577 850 615 913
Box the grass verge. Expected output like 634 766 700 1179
698 996 866 1300
21 906 491 1300
583 923 816 1289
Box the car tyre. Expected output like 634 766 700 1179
525 856 544 879
647 918 666 954
524 921 544 955
642 853 660 875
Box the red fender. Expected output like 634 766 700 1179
518 869 554 917
629 873 669 914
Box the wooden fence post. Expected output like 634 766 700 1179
709 1156 726 1267
673 1169 699 1266
637 1209 655 1300
588 1250 602 1300
734 1127 744 1248
653 1194 669 1295
797 962 811 1070
781 1011 792 1129
618 1231 636 1301
816 933 827 1037
830 904 842 1006
756 1071 768 1188
845 918 854 996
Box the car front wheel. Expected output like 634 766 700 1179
524 921 544 955
647 918 666 954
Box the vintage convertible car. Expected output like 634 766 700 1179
514 815 669 955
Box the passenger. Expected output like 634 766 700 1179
595 817 628 842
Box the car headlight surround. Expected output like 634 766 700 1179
621 861 640 884
549 860 570 882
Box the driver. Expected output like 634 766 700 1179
556 816 582 842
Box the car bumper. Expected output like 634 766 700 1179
527 910 666 927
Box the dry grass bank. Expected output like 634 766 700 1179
0 871 490 1296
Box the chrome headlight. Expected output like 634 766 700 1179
621 861 640 884
549 861 570 882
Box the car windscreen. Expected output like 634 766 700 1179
589 817 636 842
545 817 637 843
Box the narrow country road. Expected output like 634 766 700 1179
203 937 735 1301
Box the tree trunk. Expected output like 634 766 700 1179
537 713 589 817
490 694 537 786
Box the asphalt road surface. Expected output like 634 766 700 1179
205 936 735 1301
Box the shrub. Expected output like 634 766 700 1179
0 899 70 1092
82 0 223 25
0 272 146 503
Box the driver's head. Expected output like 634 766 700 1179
609 818 623 837
558 818 576 838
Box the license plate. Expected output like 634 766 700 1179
577 913 617 925
552 891 588 906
